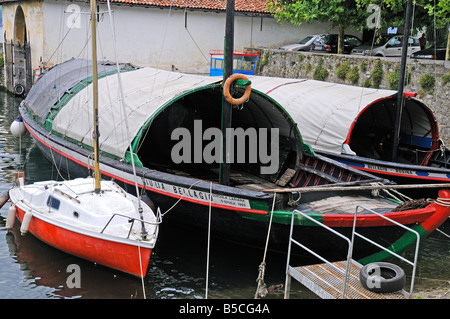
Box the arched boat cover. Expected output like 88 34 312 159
28 61 300 162
50 66 221 159
24 58 126 124
249 76 437 154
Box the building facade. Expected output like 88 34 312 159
1 0 351 94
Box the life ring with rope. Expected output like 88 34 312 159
223 73 252 106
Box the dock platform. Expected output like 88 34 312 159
286 260 408 299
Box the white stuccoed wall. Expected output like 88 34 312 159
39 0 343 73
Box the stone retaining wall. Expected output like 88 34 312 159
254 49 450 145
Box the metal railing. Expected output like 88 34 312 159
285 210 354 299
285 205 420 299
100 212 161 240
352 205 420 298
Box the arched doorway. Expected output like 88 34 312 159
4 5 32 95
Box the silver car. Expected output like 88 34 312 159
351 35 420 57
279 35 318 51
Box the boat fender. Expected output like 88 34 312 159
359 262 405 293
223 73 251 106
6 205 16 230
0 191 9 209
10 118 27 137
20 211 33 236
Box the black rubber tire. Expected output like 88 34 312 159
14 84 25 96
359 262 406 293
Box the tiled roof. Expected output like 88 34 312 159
0 0 271 14
97 0 270 14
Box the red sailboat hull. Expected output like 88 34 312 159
13 205 152 278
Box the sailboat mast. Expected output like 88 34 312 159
90 0 101 193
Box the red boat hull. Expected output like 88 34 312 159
13 205 152 278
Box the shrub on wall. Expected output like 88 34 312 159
442 72 450 86
386 66 413 90
370 60 383 89
419 73 435 93
336 61 350 79
347 66 360 84
313 59 328 81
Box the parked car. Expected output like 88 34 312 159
350 34 391 56
410 40 447 60
310 34 362 54
351 35 420 57
279 35 319 51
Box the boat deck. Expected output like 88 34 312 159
286 260 409 299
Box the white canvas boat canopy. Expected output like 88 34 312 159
249 76 438 156
27 61 302 171
51 67 221 158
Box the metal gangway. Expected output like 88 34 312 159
284 206 420 299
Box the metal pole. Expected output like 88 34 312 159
392 0 413 162
220 0 235 186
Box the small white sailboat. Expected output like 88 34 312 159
7 175 159 278
5 0 160 278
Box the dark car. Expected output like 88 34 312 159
310 34 363 54
410 40 447 60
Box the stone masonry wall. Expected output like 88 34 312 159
253 49 450 146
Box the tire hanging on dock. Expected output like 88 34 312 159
359 262 406 293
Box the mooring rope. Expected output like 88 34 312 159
137 239 146 299
436 197 450 207
255 193 277 299
161 180 202 217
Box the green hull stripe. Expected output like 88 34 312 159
358 224 428 265
240 210 323 226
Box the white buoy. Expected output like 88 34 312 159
10 118 26 137
6 205 16 230
20 211 33 236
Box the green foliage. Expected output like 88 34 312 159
386 66 412 90
442 72 450 86
259 52 271 70
313 60 329 81
347 66 360 84
336 60 350 79
267 0 367 31
356 0 448 30
359 61 367 72
370 60 383 88
419 73 435 93
305 62 312 73
362 78 371 87
0 54 4 68
386 71 399 90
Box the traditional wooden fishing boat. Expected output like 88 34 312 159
249 76 450 197
5 0 160 278
17 57 450 263
15 0 450 265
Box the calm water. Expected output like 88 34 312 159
0 88 449 300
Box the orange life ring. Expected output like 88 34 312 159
223 73 251 105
